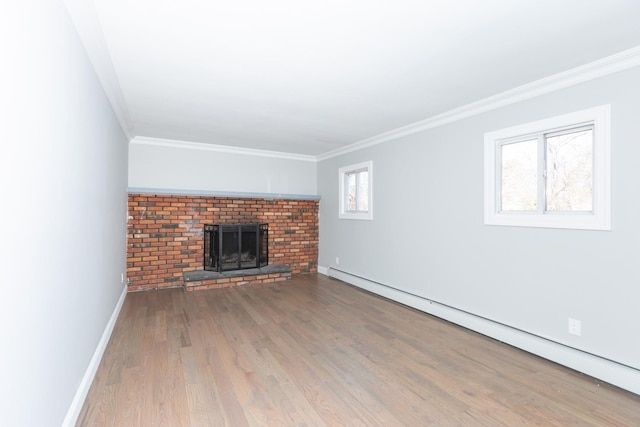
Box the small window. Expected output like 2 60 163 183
484 105 610 230
339 161 373 220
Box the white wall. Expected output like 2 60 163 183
0 1 128 425
129 137 317 197
318 66 640 393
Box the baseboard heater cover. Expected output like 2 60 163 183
324 266 640 396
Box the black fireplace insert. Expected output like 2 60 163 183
204 223 268 272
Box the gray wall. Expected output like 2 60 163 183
0 1 129 425
318 67 640 385
129 137 318 196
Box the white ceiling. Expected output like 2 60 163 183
68 0 640 156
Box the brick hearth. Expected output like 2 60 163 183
182 264 292 292
127 194 319 292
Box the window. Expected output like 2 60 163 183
484 105 610 230
339 161 373 220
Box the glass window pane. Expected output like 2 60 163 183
501 139 538 211
357 171 368 211
347 173 356 211
546 129 593 212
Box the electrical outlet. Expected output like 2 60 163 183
568 318 581 336
335 257 340 265
121 272 125 284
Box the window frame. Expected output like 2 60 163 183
339 161 373 220
484 105 611 230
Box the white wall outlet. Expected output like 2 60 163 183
121 272 125 284
568 318 581 336
335 257 340 265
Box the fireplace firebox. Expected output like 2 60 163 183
204 223 268 272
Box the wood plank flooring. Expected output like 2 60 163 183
77 274 640 426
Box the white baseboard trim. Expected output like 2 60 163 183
62 285 128 427
317 265 329 275
326 267 640 396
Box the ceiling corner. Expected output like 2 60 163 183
62 0 135 140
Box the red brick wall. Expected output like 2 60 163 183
127 194 319 291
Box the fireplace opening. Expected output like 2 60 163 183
204 223 268 272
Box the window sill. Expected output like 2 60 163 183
484 212 610 230
339 212 373 220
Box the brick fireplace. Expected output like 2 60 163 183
127 194 319 292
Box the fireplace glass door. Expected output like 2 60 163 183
204 223 268 272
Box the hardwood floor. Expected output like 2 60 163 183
77 274 640 426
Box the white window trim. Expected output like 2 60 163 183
484 105 611 230
339 161 373 220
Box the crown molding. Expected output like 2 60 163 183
63 0 135 140
317 45 640 161
131 136 317 162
